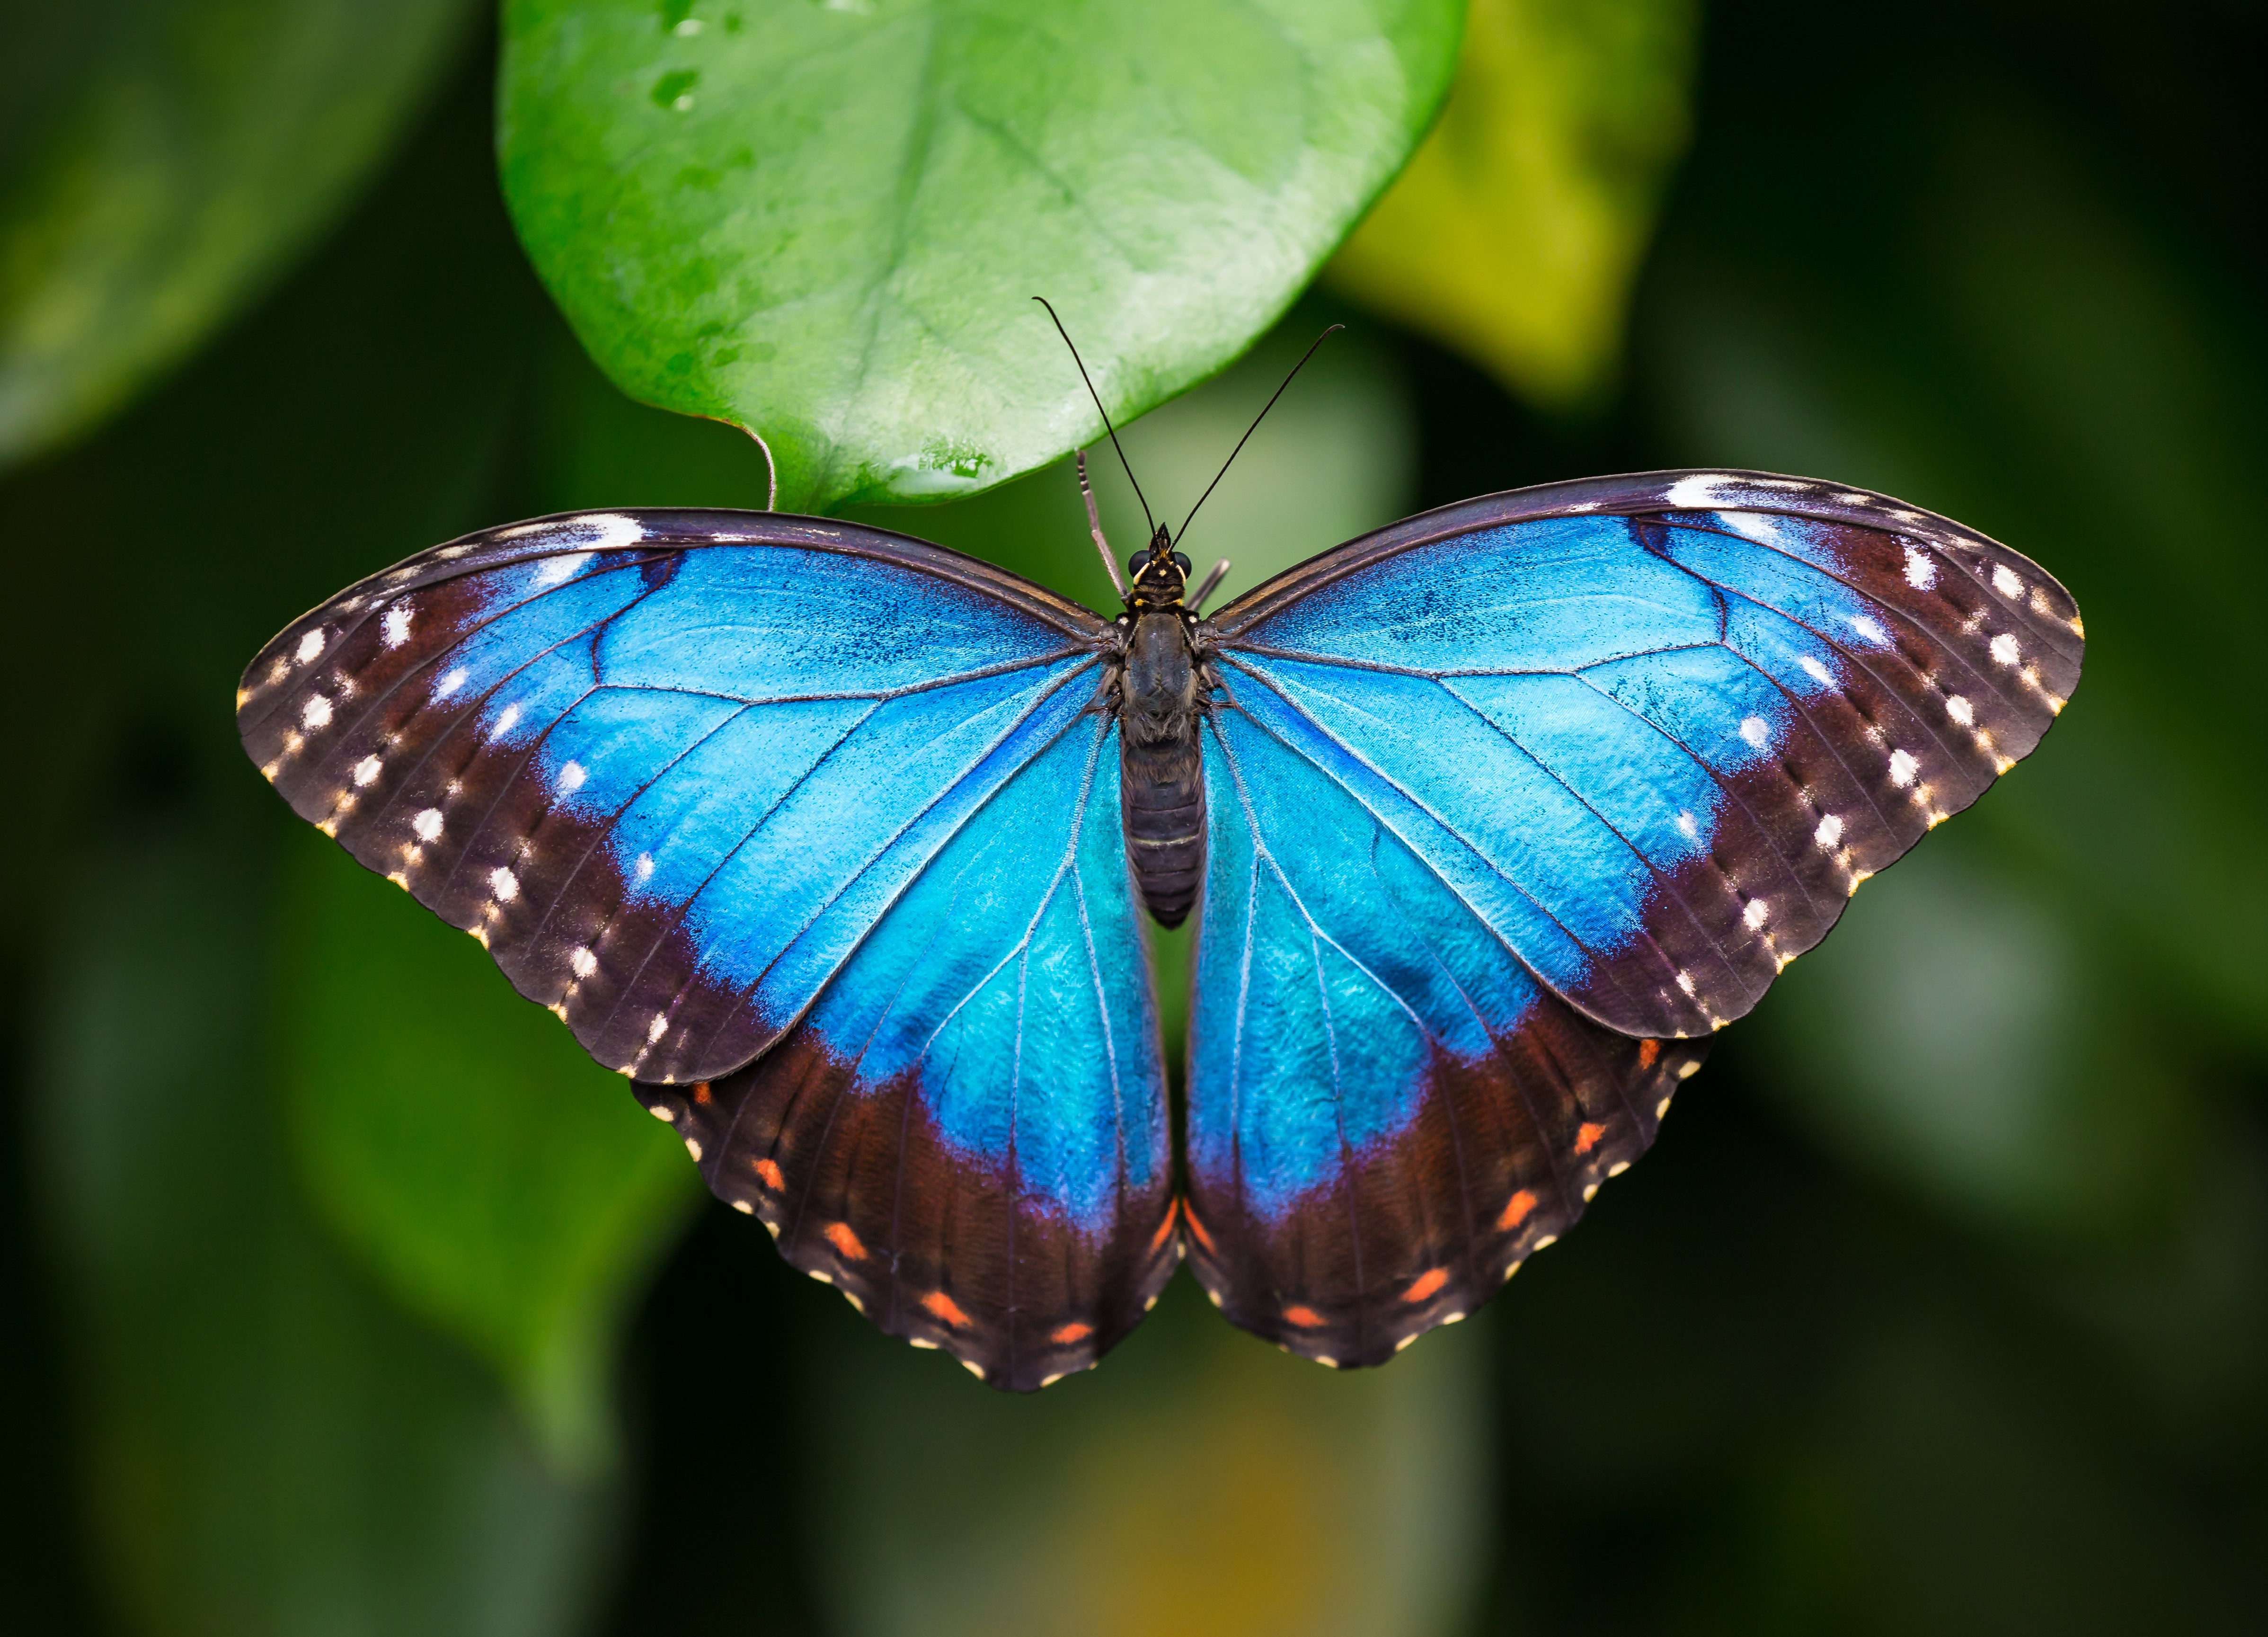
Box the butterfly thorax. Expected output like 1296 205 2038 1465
1115 538 1210 928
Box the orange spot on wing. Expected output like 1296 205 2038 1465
1637 1039 1660 1068
1050 1322 1093 1345
1148 1200 1179 1254
1497 1189 1537 1231
1574 1121 1607 1155
921 1290 972 1328
752 1157 784 1189
1183 1205 1218 1255
1282 1305 1325 1328
692 1080 713 1104
1403 1267 1449 1303
823 1221 867 1261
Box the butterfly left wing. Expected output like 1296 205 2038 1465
1182 471 2082 1365
238 510 1176 1388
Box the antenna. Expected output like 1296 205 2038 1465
1034 297 1156 539
1178 324 1343 544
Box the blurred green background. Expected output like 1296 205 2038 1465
3 0 2262 1633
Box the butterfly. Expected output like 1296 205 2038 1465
237 467 2082 1389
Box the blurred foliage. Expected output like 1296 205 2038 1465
35 818 607 1637
277 828 695 1477
0 0 481 468
1 1 2263 1634
498 0 1461 511
809 1278 1488 1637
1329 0 1698 408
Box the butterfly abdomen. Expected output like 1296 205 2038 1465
1118 611 1206 928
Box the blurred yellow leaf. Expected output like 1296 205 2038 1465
1328 0 1698 409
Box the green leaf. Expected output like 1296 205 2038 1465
274 826 698 1476
0 0 481 468
32 819 610 1637
498 0 1463 513
1328 0 1698 408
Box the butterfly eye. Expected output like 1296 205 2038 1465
1127 550 1152 576
1172 552 1192 573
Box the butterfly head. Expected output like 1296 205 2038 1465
1125 524 1192 613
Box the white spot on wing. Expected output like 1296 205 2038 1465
1947 694 1974 726
1904 546 1938 590
301 695 332 729
381 605 413 648
1664 474 1734 510
1992 565 2024 598
489 867 518 902
1721 511 1782 544
1889 749 1919 787
1744 899 1770 929
1739 716 1770 748
295 630 325 663
1850 615 1887 643
492 703 521 738
533 552 593 588
635 853 656 882
1676 811 1699 839
352 756 381 787
412 808 444 842
1814 813 1843 848
558 761 586 792
570 947 598 979
436 667 468 698
502 513 647 549
1799 655 1833 685
1990 632 2021 666
648 1013 670 1043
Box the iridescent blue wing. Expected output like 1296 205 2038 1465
238 510 1177 1388
1183 471 2083 1365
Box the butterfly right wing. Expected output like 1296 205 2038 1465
1178 470 2080 1367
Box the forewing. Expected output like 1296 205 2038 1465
1186 470 2080 1363
238 508 1109 1085
1209 470 2082 1041
637 714 1177 1389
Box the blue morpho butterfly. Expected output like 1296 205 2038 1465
238 331 2083 1390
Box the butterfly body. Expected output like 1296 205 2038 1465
1111 546 1217 928
240 472 2082 1389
